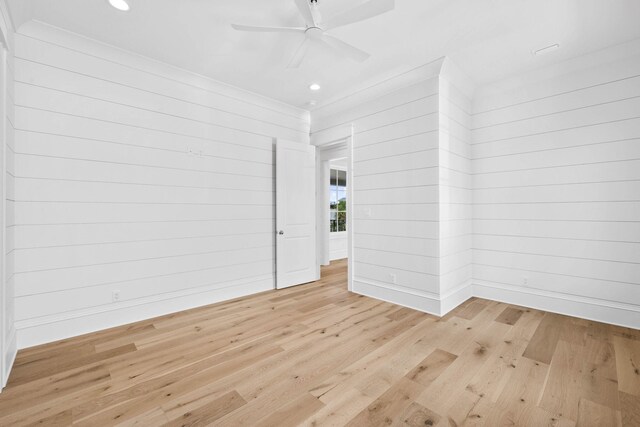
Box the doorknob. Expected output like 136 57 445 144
278 230 284 235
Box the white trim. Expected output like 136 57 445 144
352 279 441 315
351 277 639 329
329 251 348 262
316 140 349 269
440 57 476 100
328 167 348 235
316 159 330 268
313 58 445 113
315 134 352 290
3 0 32 34
0 45 4 391
439 280 473 315
0 36 9 392
23 20 309 120
474 38 640 105
17 275 273 349
330 252 348 261
2 330 15 388
347 132 354 292
473 281 640 330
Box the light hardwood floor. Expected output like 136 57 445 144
1 259 639 426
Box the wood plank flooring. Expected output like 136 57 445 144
1 259 638 426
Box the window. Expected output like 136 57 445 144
330 168 347 232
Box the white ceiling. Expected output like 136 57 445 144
8 0 640 109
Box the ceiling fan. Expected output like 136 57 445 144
231 0 395 68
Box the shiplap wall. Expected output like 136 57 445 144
329 233 347 260
439 61 473 313
471 42 640 328
13 21 310 348
312 60 446 314
0 0 16 388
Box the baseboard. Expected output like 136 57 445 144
473 281 640 330
351 278 640 330
330 249 348 261
16 276 274 349
2 329 17 390
14 275 639 351
439 281 473 315
352 279 441 315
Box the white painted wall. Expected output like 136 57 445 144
312 48 640 329
312 60 446 314
4 15 638 355
0 0 15 390
471 40 640 328
13 21 310 348
311 59 478 316
438 60 474 313
329 232 347 261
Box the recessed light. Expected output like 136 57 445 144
309 83 321 91
109 0 130 12
533 44 560 56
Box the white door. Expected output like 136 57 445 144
276 140 317 289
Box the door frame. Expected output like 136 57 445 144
315 128 354 292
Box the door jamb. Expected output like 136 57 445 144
314 127 354 292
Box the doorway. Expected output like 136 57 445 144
316 138 352 290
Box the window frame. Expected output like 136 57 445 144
329 167 347 233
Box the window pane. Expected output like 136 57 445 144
330 185 338 204
337 170 346 187
330 168 346 233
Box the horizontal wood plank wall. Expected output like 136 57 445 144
471 45 640 328
329 232 347 261
438 65 473 313
311 60 445 314
1 0 17 388
12 21 310 348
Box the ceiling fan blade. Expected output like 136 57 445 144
324 0 394 31
287 38 311 68
231 24 306 33
321 35 370 62
294 0 316 27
